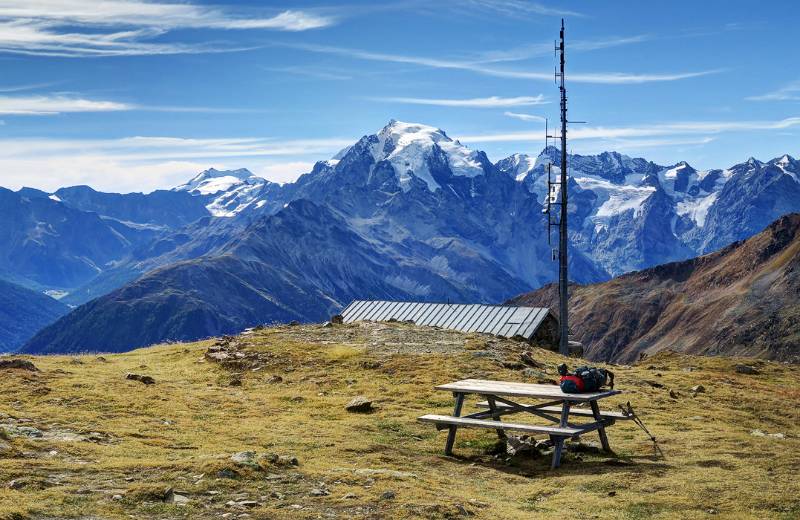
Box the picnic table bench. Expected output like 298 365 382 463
418 378 628 469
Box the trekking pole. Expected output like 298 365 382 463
619 402 664 459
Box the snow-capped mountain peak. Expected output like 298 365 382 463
368 120 486 191
175 168 258 195
174 168 271 217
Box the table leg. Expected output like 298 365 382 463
551 400 571 469
486 396 506 440
444 392 465 456
590 400 611 452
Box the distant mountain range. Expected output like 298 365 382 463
509 213 800 363
4 120 800 354
0 278 68 352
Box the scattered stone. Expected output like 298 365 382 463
112 494 123 501
322 321 333 328
359 360 382 369
96 356 107 362
172 493 190 504
735 365 759 375
7 479 26 489
345 396 374 413
750 429 785 439
266 375 283 384
217 468 239 479
468 499 489 509
691 385 706 393
380 490 396 500
330 314 344 324
608 491 617 497
669 389 679 399
288 320 300 326
0 359 38 371
231 451 260 468
343 492 358 499
228 376 242 387
310 488 330 497
520 351 544 368
645 380 664 389
506 435 538 457
125 373 155 385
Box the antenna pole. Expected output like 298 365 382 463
557 19 569 356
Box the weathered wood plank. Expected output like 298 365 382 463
435 379 620 401
418 415 582 436
475 401 632 420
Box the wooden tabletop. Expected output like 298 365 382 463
435 379 620 402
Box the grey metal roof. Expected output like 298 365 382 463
340 300 553 340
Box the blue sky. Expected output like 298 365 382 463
0 0 798 193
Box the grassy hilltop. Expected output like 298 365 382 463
1 322 798 519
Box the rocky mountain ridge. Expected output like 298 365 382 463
509 213 800 363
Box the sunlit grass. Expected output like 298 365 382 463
0 323 798 519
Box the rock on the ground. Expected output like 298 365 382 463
125 373 155 385
735 364 759 375
520 351 544 368
172 493 190 504
691 385 706 393
0 359 38 371
345 396 373 413
231 451 260 468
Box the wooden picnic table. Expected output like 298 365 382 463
418 378 627 469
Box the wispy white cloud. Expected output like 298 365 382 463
262 65 352 81
281 42 722 85
0 93 263 115
462 0 583 18
746 80 800 102
0 134 353 192
369 95 548 108
0 81 60 93
504 111 546 122
474 35 650 64
0 1 335 57
458 117 800 143
0 95 131 115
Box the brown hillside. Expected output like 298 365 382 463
509 213 800 363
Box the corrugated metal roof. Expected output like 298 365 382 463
340 300 554 340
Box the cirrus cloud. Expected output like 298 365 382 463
0 1 336 57
368 95 548 108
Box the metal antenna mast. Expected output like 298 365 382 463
541 19 573 356
556 19 569 356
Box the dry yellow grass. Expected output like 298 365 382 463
1 322 798 519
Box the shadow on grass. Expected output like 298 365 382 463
439 440 672 479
